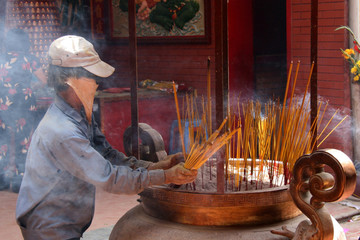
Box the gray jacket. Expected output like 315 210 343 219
16 95 165 239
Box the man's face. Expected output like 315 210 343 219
66 77 99 123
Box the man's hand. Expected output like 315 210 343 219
164 163 197 185
148 152 184 170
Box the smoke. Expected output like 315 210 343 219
228 89 352 157
0 26 51 189
0 36 42 179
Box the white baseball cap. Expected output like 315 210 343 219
49 35 115 78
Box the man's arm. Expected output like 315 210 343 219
51 134 197 194
91 118 152 169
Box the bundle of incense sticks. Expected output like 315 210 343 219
172 81 240 170
172 60 347 189
226 61 348 190
184 117 240 170
171 57 242 170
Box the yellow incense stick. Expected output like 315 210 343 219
207 57 212 136
317 116 348 147
172 82 186 158
274 61 293 160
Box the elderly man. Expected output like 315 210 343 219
16 35 197 240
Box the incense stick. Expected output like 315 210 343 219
172 82 186 158
207 57 212 136
173 61 347 191
317 115 348 147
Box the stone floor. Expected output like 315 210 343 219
0 189 139 240
0 189 359 240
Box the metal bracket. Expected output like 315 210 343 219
271 149 357 240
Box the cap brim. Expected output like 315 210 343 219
83 60 115 78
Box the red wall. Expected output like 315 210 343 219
97 0 257 154
290 0 352 157
228 0 254 99
96 0 217 153
100 95 183 153
96 0 353 159
98 0 216 96
99 0 255 100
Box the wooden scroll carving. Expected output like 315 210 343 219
271 149 356 240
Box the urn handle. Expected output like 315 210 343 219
271 149 356 240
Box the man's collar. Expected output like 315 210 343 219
54 94 84 123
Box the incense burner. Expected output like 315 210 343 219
110 149 357 240
140 185 301 226
140 158 299 226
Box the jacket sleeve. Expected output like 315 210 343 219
91 118 152 169
52 133 165 194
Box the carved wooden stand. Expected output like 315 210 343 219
271 149 357 240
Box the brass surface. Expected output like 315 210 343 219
140 185 302 226
272 149 357 239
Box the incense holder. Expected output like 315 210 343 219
111 149 357 240
140 185 301 226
